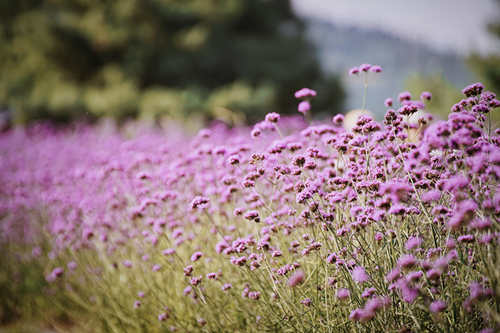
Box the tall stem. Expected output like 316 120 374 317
362 74 368 111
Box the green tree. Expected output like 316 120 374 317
468 0 500 83
467 0 500 126
0 0 344 125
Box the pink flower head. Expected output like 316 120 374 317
351 266 369 283
301 298 312 306
398 254 417 269
384 98 393 107
405 236 423 250
429 300 447 313
349 67 360 75
422 190 441 203
398 91 412 102
190 196 209 209
265 112 280 123
385 267 401 282
336 288 350 300
191 251 203 262
349 308 365 321
50 267 64 280
251 128 261 138
163 248 175 256
244 210 260 222
332 114 344 125
288 270 305 287
370 65 382 73
462 82 484 97
298 101 311 115
359 63 372 72
294 88 317 99
421 91 432 101
67 261 77 271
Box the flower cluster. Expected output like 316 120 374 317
0 68 499 332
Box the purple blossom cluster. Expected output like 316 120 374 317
0 73 499 331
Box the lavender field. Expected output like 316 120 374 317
0 64 499 332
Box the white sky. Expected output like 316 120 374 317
291 0 500 55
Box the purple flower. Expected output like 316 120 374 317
301 298 312 306
457 234 475 243
265 112 280 123
190 276 202 286
67 261 77 271
349 308 365 321
406 270 423 282
398 254 417 269
244 210 260 222
351 266 369 283
400 282 419 303
190 251 203 262
420 91 432 101
398 91 412 102
288 270 305 287
421 190 441 203
248 291 261 300
386 268 400 283
251 128 261 138
462 82 484 97
332 114 344 125
429 300 447 313
298 101 311 115
384 98 393 107
336 288 350 300
47 267 64 282
359 63 372 72
362 287 376 298
294 88 317 99
163 248 175 256
349 67 360 75
405 236 423 251
183 265 193 276
190 196 209 209
370 65 382 73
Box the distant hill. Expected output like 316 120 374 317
305 20 475 116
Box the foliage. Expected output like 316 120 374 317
0 0 344 124
467 0 500 127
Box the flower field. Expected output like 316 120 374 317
1 66 500 332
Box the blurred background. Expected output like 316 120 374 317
0 0 499 128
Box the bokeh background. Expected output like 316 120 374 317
0 0 499 128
